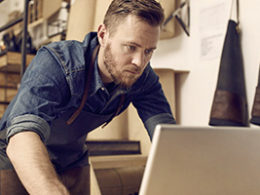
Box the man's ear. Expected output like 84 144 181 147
97 24 108 47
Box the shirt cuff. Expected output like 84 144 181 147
6 114 50 143
144 113 176 140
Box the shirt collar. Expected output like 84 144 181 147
90 55 105 95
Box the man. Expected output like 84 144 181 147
0 0 175 194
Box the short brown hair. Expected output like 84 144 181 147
103 0 164 34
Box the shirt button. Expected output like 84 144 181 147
101 87 105 91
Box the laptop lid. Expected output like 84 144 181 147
139 124 260 195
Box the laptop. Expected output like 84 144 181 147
139 124 260 195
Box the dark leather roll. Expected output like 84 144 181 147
209 20 248 126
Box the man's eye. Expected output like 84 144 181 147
127 45 136 51
145 49 153 55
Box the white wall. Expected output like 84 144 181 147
151 0 260 126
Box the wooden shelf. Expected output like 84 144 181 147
0 52 34 73
0 101 9 105
28 18 45 29
0 85 17 89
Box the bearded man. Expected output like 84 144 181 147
0 0 176 194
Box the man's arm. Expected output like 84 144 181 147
6 131 69 195
132 65 176 139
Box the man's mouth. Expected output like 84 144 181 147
126 70 137 74
124 70 141 78
125 66 141 75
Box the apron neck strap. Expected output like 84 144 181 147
67 45 100 125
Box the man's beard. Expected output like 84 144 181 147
103 44 140 88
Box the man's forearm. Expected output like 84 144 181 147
6 131 69 195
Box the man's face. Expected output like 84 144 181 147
98 15 160 88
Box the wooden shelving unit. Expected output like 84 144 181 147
0 52 34 72
0 52 34 118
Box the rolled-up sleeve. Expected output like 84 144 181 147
144 113 175 138
6 114 51 143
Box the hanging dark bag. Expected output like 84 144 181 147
209 1 248 126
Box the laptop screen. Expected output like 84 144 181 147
139 124 260 195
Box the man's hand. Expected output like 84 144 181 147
6 131 69 195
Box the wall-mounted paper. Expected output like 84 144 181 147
199 0 231 61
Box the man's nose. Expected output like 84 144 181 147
131 52 145 68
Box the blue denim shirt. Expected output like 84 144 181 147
0 32 175 170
